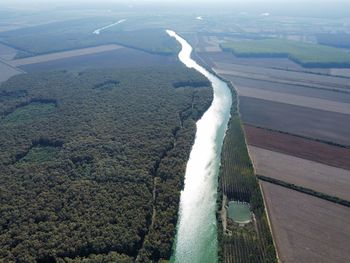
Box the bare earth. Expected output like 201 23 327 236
213 62 350 90
0 60 22 83
261 181 350 263
222 75 350 103
9 44 123 67
235 85 350 115
0 43 17 60
240 96 350 146
249 145 350 200
244 125 350 170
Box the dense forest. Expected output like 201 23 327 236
0 66 213 262
0 18 180 58
217 85 277 263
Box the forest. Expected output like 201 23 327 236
217 84 277 263
0 18 180 58
0 66 213 262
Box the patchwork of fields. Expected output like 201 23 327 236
261 181 350 263
195 35 350 263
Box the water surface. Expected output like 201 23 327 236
167 30 232 263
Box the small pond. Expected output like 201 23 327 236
228 201 252 224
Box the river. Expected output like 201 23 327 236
166 30 232 263
93 19 126 35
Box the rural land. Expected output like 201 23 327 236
0 1 350 263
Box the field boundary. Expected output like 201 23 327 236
257 175 350 207
244 123 350 149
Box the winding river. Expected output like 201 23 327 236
166 30 232 263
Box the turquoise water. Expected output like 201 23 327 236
167 30 232 263
228 201 252 224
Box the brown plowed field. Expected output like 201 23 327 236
236 86 350 114
223 75 350 103
261 181 350 263
250 145 350 200
240 96 350 146
244 125 350 170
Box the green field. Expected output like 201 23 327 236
221 39 350 67
18 145 60 164
2 102 56 124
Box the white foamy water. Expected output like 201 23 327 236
93 19 126 35
166 30 232 263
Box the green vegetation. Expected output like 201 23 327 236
317 33 350 48
2 101 56 124
18 145 60 164
0 66 212 262
0 18 180 57
218 96 277 262
221 39 350 67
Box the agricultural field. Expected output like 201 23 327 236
244 125 350 170
0 43 17 60
220 38 350 67
213 62 350 92
261 182 350 263
222 76 350 103
195 35 350 262
19 47 177 73
239 97 350 146
0 61 22 83
249 145 350 201
235 86 350 115
9 44 123 67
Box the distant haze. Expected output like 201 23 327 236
1 0 350 18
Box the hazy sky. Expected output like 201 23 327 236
1 0 350 18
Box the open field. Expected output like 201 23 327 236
213 62 350 92
261 181 350 263
235 86 350 115
223 76 350 103
220 38 350 67
19 47 177 73
330 68 350 77
244 125 350 170
249 145 350 200
0 43 17 60
9 44 123 67
240 96 350 146
0 60 22 83
197 51 332 75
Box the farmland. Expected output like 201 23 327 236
261 182 350 263
220 39 350 67
244 125 350 170
0 61 22 83
239 97 350 146
9 44 123 67
19 47 177 73
249 145 350 201
194 29 350 262
213 62 350 92
236 86 350 115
